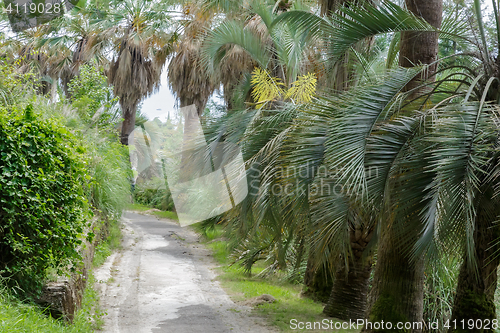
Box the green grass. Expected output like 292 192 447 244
200 236 359 333
93 218 122 267
190 222 224 241
126 203 150 212
126 203 179 221
0 273 104 333
151 210 178 220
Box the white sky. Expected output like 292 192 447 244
140 68 179 122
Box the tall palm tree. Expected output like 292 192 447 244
8 24 64 98
167 2 216 115
366 0 443 329
47 7 111 98
106 0 177 145
4 3 111 101
283 0 500 327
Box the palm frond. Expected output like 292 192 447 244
415 102 498 266
201 20 270 71
322 67 421 197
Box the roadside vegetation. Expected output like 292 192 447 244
193 224 329 332
127 202 179 221
0 274 103 333
0 39 128 331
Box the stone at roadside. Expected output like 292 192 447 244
242 294 276 307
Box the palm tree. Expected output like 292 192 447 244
106 0 177 145
8 24 64 98
366 0 443 329
167 2 216 115
4 3 111 102
203 1 437 319
200 0 330 282
283 0 500 327
274 0 441 320
47 7 111 98
201 0 317 103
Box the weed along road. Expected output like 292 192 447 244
95 211 272 333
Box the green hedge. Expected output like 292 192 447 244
0 106 89 295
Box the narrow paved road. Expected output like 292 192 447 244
95 211 273 333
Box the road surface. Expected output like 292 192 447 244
95 211 273 333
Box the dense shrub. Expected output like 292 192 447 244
0 106 89 294
133 178 174 211
67 65 120 126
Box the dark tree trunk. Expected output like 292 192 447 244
399 0 443 93
323 258 372 320
303 256 334 303
449 206 500 332
120 99 137 146
324 227 374 320
364 224 425 333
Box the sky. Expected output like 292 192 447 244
140 60 225 123
140 66 180 123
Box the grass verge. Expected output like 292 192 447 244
126 203 178 221
0 272 104 333
151 210 178 220
126 203 150 212
0 216 121 332
93 218 122 267
191 223 359 333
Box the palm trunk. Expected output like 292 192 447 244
324 227 374 320
303 256 334 303
399 0 443 94
449 207 500 332
120 99 137 146
323 258 372 320
364 224 425 332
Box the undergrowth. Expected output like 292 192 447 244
93 218 123 267
191 222 358 333
0 272 103 333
